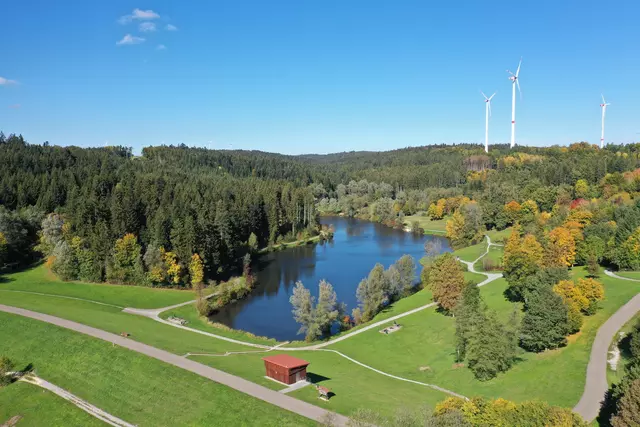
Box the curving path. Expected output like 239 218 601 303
573 278 640 422
0 304 349 426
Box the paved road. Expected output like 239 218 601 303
0 304 349 426
573 291 640 421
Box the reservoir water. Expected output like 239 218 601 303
210 216 451 341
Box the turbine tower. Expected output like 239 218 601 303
507 58 522 148
600 95 610 149
481 92 496 153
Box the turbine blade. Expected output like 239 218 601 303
602 94 606 104
517 79 522 99
488 102 492 117
489 92 496 101
481 91 488 100
516 58 522 77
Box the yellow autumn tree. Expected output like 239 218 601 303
576 278 604 314
503 200 522 224
189 253 204 288
574 179 589 198
163 250 183 285
445 211 466 248
545 227 576 267
427 198 446 220
554 279 588 333
503 227 544 286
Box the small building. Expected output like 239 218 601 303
262 354 309 385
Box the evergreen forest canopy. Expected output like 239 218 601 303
2 131 640 288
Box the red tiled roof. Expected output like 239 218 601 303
262 354 309 369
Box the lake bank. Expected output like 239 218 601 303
209 216 451 341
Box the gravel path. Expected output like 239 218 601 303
19 375 136 427
0 304 349 426
573 287 640 421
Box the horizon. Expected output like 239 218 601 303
2 1 639 154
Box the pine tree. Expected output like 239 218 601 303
454 281 486 362
467 311 515 381
612 379 640 427
520 287 569 352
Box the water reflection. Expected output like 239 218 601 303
210 217 451 341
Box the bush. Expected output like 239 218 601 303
0 356 14 386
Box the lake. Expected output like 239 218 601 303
210 216 451 341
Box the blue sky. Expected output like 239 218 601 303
1 0 639 154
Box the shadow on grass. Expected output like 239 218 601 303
307 372 331 384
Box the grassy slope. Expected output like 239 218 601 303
159 303 279 346
473 245 505 273
328 269 640 408
191 350 448 418
0 265 195 308
614 271 640 280
485 228 512 244
0 292 252 355
403 215 448 234
0 312 312 427
454 241 487 262
0 381 103 427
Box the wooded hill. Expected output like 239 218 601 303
1 131 640 286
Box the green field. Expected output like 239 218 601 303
0 312 312 427
485 228 512 244
0 381 103 427
325 269 640 408
403 215 448 234
159 303 279 346
473 245 504 272
0 265 196 309
0 291 252 355
191 349 449 418
613 271 640 280
453 241 487 262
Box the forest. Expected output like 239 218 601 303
3 132 640 290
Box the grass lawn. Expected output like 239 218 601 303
0 312 313 427
327 269 640 408
614 271 640 280
0 381 103 427
485 227 512 244
473 245 504 273
403 215 448 234
0 291 253 355
453 241 487 262
0 265 196 309
191 349 449 418
159 303 279 346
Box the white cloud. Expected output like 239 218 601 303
116 34 145 46
0 77 18 85
118 8 160 24
139 22 156 32
165 24 178 31
156 44 166 51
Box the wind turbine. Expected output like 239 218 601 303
481 92 496 153
507 58 522 148
600 95 610 148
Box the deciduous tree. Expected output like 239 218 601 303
503 227 543 286
428 252 465 313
